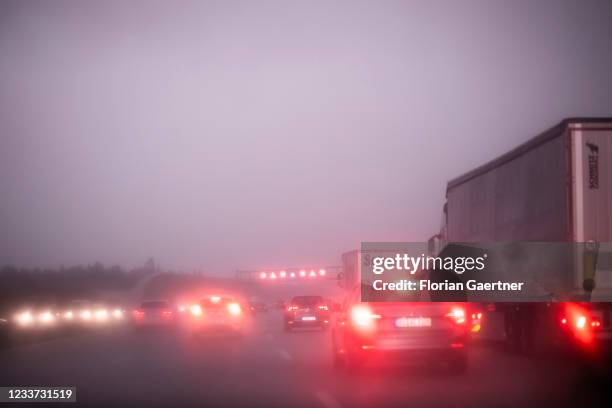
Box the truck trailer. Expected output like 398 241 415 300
428 118 612 355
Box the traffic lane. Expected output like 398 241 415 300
0 319 321 407
0 313 609 407
266 311 607 408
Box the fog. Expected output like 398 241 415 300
1 0 611 273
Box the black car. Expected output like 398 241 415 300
248 301 268 314
284 296 330 331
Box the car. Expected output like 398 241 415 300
331 285 469 373
132 300 176 329
12 306 59 330
60 300 125 326
189 295 245 337
248 301 268 315
284 295 331 331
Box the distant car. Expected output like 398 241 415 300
132 300 176 329
61 300 125 326
12 306 59 330
189 296 245 337
284 296 331 331
248 301 268 314
331 285 469 373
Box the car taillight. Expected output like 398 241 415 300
227 303 241 316
161 310 173 318
190 304 202 316
318 305 328 311
133 309 145 319
445 307 466 324
350 305 380 329
287 306 298 312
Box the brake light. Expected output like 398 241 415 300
190 304 202 316
287 305 298 312
227 303 241 316
350 305 380 329
558 303 601 345
161 310 173 318
133 309 145 319
445 307 466 324
318 305 328 311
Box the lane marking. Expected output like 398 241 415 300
277 349 292 361
315 390 343 408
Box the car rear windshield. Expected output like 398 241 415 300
291 296 324 307
200 298 233 308
141 301 169 309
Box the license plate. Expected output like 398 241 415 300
302 316 316 321
395 317 431 328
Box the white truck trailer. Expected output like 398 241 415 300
428 118 612 354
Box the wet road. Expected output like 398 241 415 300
0 311 608 408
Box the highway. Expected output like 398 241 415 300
1 310 608 408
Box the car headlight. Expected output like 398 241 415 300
15 311 34 326
39 311 55 324
95 309 108 320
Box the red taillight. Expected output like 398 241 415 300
558 303 600 345
161 310 173 318
318 305 328 311
133 309 145 319
287 305 298 312
227 303 241 316
350 305 380 329
190 304 202 316
445 307 466 324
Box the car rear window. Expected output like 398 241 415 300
200 298 233 308
141 301 169 309
291 296 324 307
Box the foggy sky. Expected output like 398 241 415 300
1 0 611 274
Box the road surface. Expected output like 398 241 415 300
0 310 609 407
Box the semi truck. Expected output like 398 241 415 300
428 118 612 355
